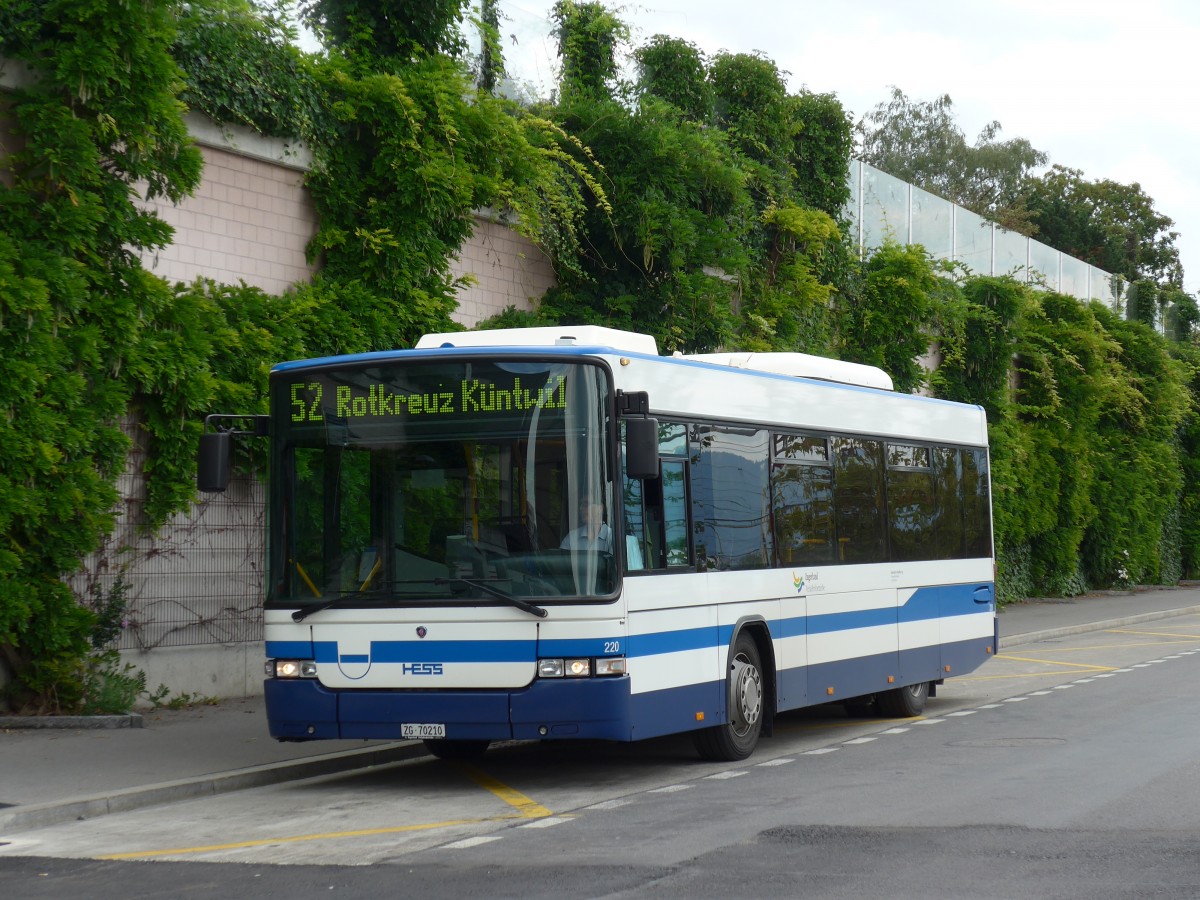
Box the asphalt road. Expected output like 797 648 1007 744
4 613 1200 899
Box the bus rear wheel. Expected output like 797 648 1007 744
876 681 929 718
693 632 765 761
424 739 490 761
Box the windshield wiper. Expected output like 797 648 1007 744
434 577 548 619
291 590 378 622
289 582 432 622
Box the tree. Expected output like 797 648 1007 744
1022 165 1184 287
857 87 1047 232
552 0 628 101
299 0 468 62
634 34 713 122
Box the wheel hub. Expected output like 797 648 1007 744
730 655 763 735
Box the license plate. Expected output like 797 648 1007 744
402 723 446 739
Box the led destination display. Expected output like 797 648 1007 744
286 371 570 424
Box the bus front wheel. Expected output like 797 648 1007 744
693 632 765 761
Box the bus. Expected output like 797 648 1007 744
198 325 997 761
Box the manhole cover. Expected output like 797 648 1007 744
949 737 1067 748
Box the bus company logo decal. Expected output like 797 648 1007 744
416 626 427 638
793 572 805 594
402 662 444 676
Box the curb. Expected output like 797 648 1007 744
999 603 1200 649
0 740 428 835
0 714 143 730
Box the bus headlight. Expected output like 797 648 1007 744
268 659 318 678
537 657 626 678
595 657 626 676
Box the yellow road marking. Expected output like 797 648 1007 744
1007 639 1200 653
994 654 1117 672
1105 629 1200 639
100 763 556 861
96 815 523 860
956 670 1102 681
455 764 554 818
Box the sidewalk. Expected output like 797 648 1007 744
3 585 1200 835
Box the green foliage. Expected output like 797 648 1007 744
787 90 854 219
837 241 938 393
931 276 1027 419
0 0 203 711
1023 165 1183 286
552 0 628 101
300 0 469 61
174 0 321 139
634 35 713 122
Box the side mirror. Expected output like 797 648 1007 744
197 431 232 493
625 417 660 480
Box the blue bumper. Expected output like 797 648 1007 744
265 676 634 743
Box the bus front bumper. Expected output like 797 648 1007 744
264 676 634 743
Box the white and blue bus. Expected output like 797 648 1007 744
199 326 996 761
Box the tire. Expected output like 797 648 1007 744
424 739 490 761
693 631 765 761
875 681 929 718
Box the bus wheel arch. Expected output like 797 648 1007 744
693 620 774 761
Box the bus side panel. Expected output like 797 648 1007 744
898 586 945 685
936 580 997 677
624 600 724 740
805 589 899 703
774 610 808 710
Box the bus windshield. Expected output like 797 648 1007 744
268 359 615 609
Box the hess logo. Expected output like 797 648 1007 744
402 662 444 675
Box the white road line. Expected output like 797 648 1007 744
914 717 946 723
705 770 748 780
520 817 572 829
648 784 693 793
843 737 876 745
1003 696 1029 702
945 709 980 715
585 798 634 810
804 747 838 755
443 836 503 849
756 758 795 767
879 727 910 734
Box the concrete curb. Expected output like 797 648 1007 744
1000 604 1200 649
0 714 143 730
0 740 428 835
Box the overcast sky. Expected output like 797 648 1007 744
498 0 1200 296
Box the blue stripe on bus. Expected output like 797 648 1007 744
267 583 993 667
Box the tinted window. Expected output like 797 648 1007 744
832 436 886 563
963 448 992 558
692 427 772 571
772 461 835 565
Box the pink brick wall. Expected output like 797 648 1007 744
145 143 316 296
450 216 557 327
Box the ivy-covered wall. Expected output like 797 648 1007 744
1 0 1197 714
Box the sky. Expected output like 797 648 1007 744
496 0 1200 296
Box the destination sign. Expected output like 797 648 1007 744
288 374 569 423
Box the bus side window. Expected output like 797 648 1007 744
622 426 691 571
